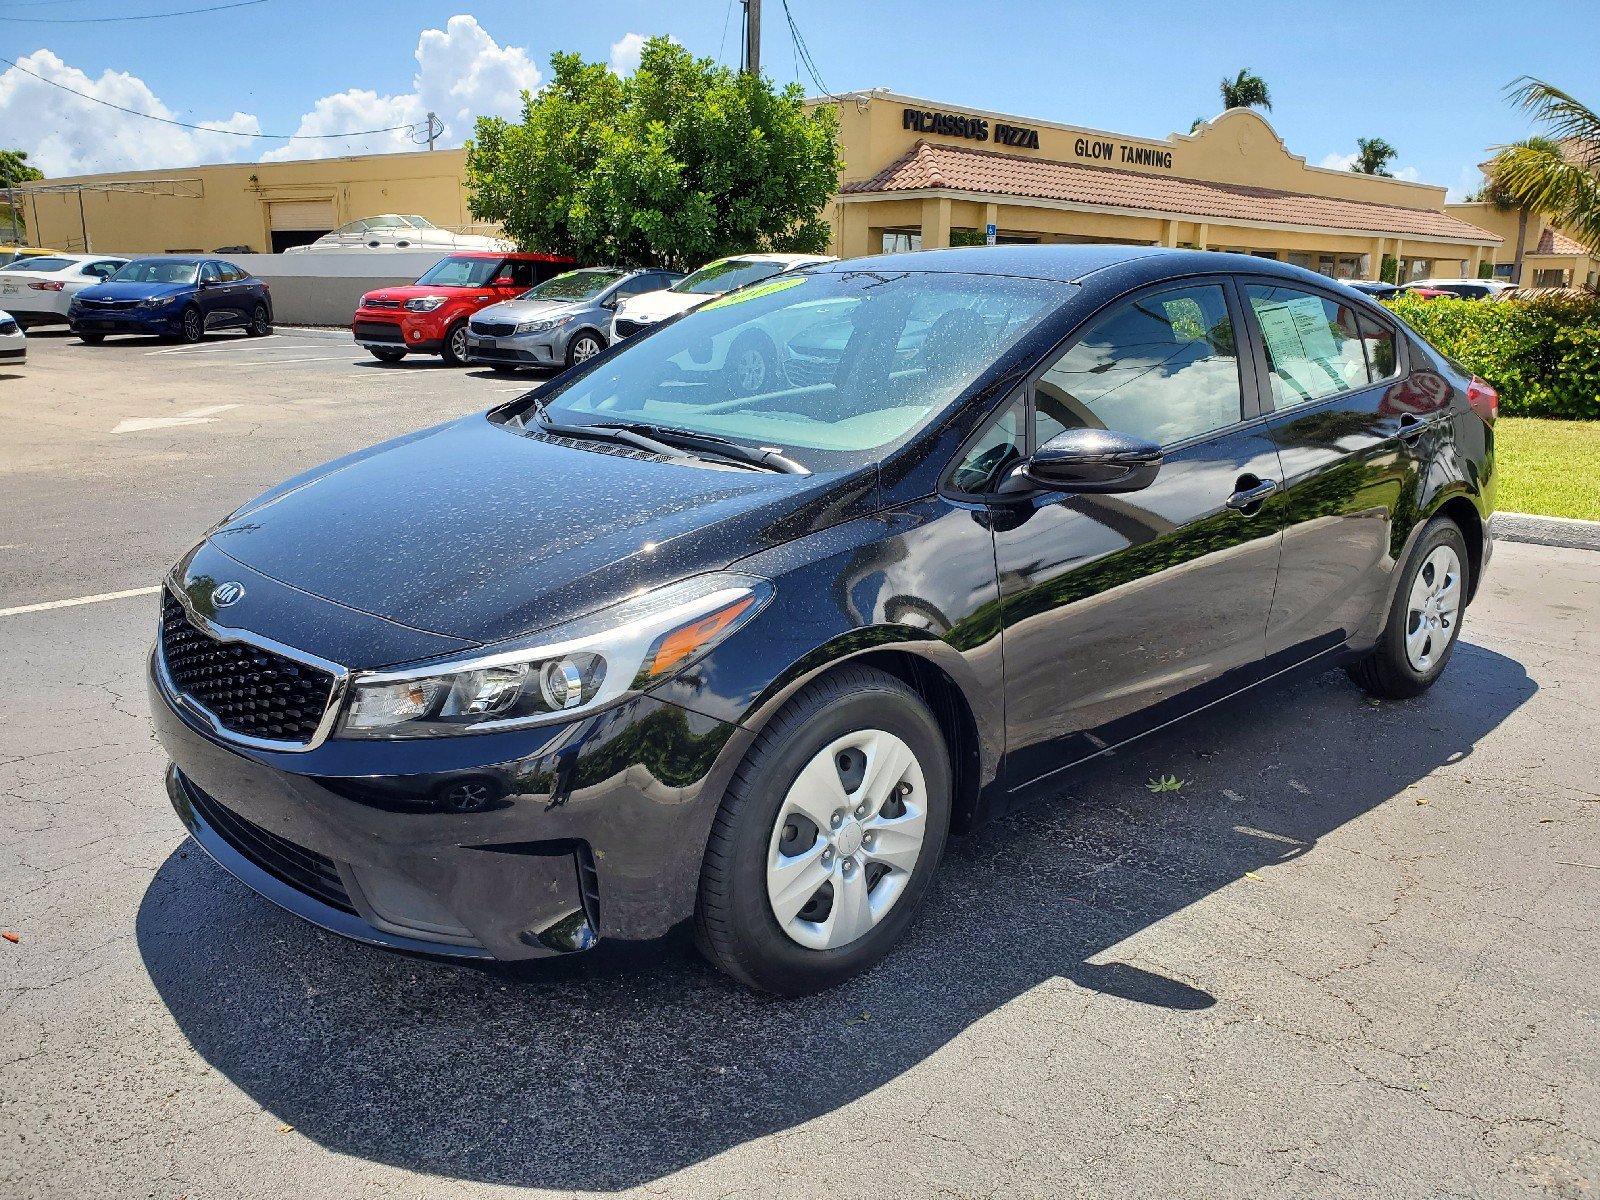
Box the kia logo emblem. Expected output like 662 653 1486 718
212 581 246 608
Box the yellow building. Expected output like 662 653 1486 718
18 148 478 255
1443 200 1599 289
815 90 1499 280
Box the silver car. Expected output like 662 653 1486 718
465 267 683 372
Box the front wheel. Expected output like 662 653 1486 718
178 306 204 344
695 666 951 995
367 346 406 363
1347 517 1470 699
727 332 775 395
566 330 605 368
440 320 470 366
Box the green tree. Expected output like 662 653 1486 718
1 149 43 240
1350 137 1398 177
1220 69 1272 112
466 38 842 269
1488 78 1600 256
1480 134 1565 283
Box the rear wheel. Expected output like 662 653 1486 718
1347 517 1470 699
440 320 470 366
367 346 406 362
695 666 951 995
247 304 272 337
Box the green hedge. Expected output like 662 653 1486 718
1383 293 1600 419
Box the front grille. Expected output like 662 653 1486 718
184 779 355 913
613 318 648 339
472 320 516 337
160 593 335 745
80 298 139 311
784 353 836 388
365 298 402 310
354 320 404 343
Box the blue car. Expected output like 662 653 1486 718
70 256 273 344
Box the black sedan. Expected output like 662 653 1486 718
149 246 1495 995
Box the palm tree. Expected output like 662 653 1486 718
1351 137 1397 177
1220 69 1272 113
1481 134 1565 283
1488 78 1600 257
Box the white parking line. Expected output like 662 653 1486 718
174 355 358 368
147 337 282 356
0 585 161 618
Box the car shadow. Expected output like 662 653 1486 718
136 642 1534 1191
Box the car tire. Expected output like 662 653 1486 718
368 346 406 363
1347 516 1471 700
178 306 204 344
77 332 104 345
566 330 605 368
727 332 775 395
695 665 952 996
247 304 272 337
440 320 470 366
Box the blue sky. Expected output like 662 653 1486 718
3 0 1595 196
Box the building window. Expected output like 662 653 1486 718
881 231 921 254
1532 268 1570 288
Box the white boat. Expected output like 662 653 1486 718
284 215 512 255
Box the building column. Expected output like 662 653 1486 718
921 196 952 250
1371 237 1386 281
1469 246 1484 278
1195 222 1209 251
1160 219 1178 248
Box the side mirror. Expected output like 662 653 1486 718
1013 428 1163 494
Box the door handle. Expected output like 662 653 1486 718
1397 414 1429 441
1226 477 1278 514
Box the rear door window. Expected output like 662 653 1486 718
1244 284 1371 409
1033 283 1245 448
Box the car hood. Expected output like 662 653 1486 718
473 299 585 323
78 280 191 302
206 414 875 647
362 283 490 304
617 290 704 323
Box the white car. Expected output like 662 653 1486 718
0 253 128 328
0 309 25 367
1408 278 1516 302
610 252 836 343
284 215 513 255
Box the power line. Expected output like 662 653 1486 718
779 0 829 96
0 53 420 139
0 0 264 21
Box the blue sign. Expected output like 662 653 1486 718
985 223 997 245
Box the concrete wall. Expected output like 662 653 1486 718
231 251 448 325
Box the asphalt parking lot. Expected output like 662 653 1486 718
2 327 1598 1199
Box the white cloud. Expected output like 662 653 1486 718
264 15 540 161
0 49 260 176
610 33 649 75
1318 151 1358 172
1393 166 1420 182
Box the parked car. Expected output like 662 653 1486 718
352 252 576 365
150 246 1495 996
466 267 683 372
1408 278 1516 302
610 252 836 342
0 253 128 328
1340 280 1402 301
0 308 24 366
286 215 513 255
69 257 272 343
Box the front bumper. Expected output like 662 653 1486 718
149 648 747 963
353 311 444 354
70 305 183 335
465 331 562 367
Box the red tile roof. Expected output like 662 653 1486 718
1533 227 1591 257
844 141 1501 244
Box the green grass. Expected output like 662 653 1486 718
1496 418 1600 521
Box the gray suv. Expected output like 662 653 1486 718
466 267 682 371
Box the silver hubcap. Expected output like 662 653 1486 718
766 729 927 951
735 348 765 391
450 327 467 358
1405 545 1462 672
573 337 600 363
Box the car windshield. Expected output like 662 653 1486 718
414 256 504 287
521 269 625 302
673 259 788 296
2 257 75 273
523 269 1063 469
111 260 198 285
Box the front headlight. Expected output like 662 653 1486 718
404 295 448 312
514 314 574 335
336 573 772 739
140 296 174 308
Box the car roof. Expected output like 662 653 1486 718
807 244 1351 288
445 251 577 262
125 255 208 263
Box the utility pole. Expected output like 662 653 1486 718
4 176 18 248
742 0 760 76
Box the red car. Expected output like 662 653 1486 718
353 252 574 365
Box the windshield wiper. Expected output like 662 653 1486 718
592 422 810 475
532 412 691 461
